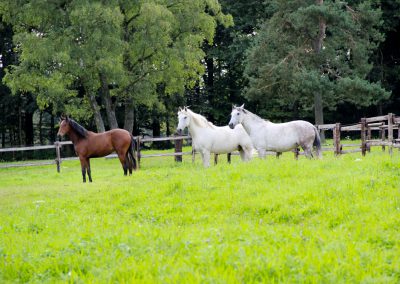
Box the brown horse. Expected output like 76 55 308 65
57 117 137 182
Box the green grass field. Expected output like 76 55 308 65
1 148 400 283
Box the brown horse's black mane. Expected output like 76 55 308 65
68 119 88 138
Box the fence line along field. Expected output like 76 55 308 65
0 148 399 283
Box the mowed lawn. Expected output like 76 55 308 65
0 148 400 283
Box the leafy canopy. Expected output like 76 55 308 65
244 0 390 119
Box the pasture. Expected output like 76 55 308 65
0 149 400 283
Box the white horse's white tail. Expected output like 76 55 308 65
313 127 322 158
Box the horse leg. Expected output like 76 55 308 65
238 146 246 161
258 148 267 159
118 153 128 176
87 159 92 182
126 152 132 175
302 145 313 159
201 151 211 167
276 152 282 159
239 149 249 161
128 156 133 175
79 157 87 183
241 145 253 162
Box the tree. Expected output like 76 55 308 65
244 0 390 138
118 0 232 133
1 1 125 132
369 0 400 115
192 0 268 124
1 0 232 134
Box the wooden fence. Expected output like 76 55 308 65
317 113 400 156
1 113 399 171
0 135 192 172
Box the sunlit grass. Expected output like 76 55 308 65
0 147 399 283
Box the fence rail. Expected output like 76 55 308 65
319 113 399 156
0 136 192 171
1 113 399 170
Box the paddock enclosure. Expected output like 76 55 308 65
0 113 399 170
1 114 400 283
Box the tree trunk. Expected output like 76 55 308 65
133 107 139 136
18 106 22 146
39 111 43 145
205 56 214 91
314 92 325 141
124 97 134 133
9 127 13 146
49 114 56 143
166 115 171 137
88 93 106 132
313 0 326 142
1 103 5 147
1 126 4 147
204 55 214 117
24 111 34 146
152 117 161 137
100 73 118 129
152 115 162 149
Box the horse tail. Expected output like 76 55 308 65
313 126 322 159
128 134 137 170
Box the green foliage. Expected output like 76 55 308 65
244 0 390 119
0 150 399 282
186 0 266 124
1 0 232 121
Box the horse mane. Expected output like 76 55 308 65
185 108 217 129
68 119 88 138
243 108 270 122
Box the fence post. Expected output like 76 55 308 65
136 137 141 169
55 141 61 173
380 124 386 152
192 149 195 163
227 153 231 164
333 123 341 156
214 154 218 165
174 135 183 162
361 118 367 156
397 115 400 152
388 113 394 156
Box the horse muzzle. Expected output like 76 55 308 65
177 128 183 135
228 123 235 129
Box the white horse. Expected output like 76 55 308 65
177 107 253 167
228 105 322 159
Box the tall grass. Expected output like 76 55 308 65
0 149 399 283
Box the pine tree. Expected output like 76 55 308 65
244 0 390 132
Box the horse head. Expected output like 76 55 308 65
229 104 246 129
177 107 191 134
57 115 71 137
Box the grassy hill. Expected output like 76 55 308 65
0 149 399 283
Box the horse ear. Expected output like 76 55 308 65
232 104 236 110
178 107 182 112
239 104 245 109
